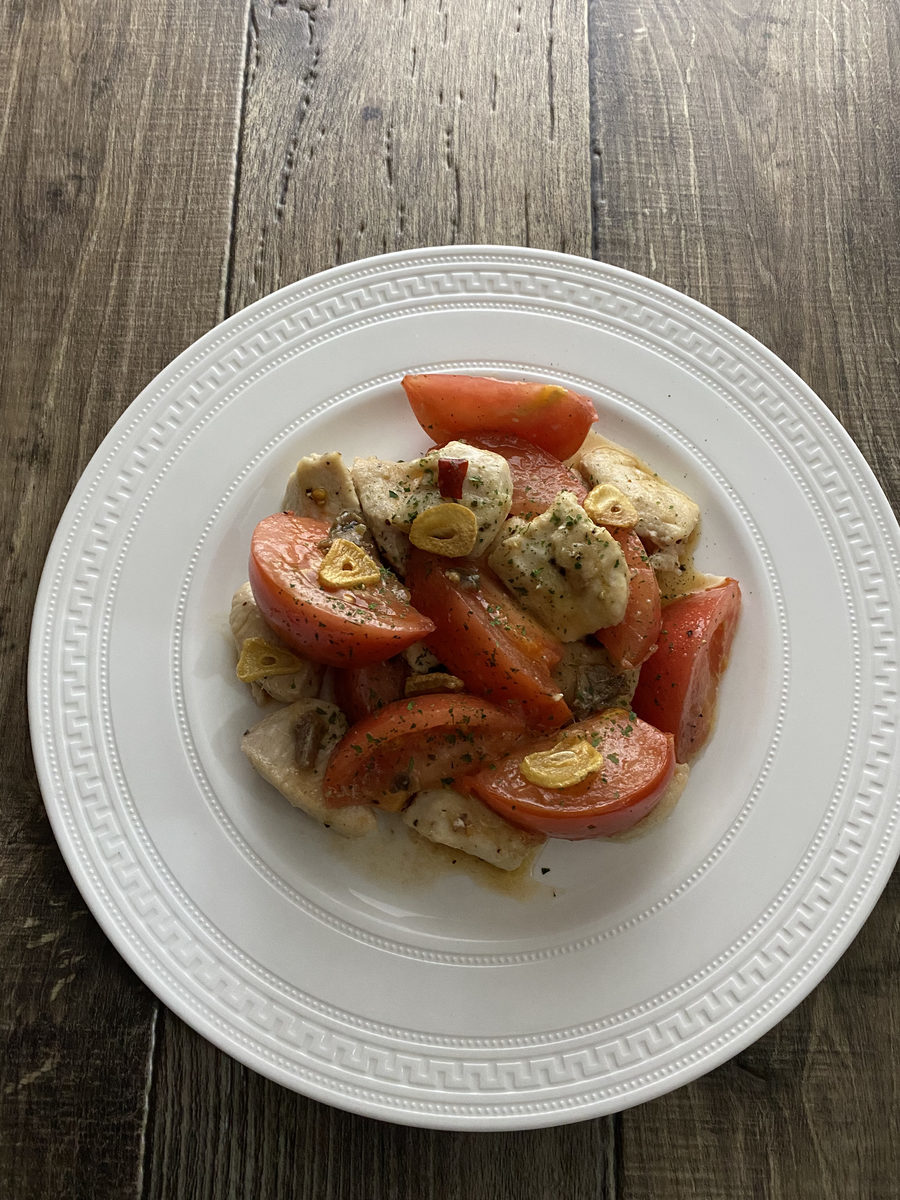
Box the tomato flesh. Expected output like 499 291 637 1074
466 708 676 838
323 694 527 807
457 432 588 519
332 657 408 723
402 374 596 460
406 551 572 730
631 580 741 760
249 513 434 668
595 530 662 670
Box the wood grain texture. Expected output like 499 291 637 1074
589 2 900 1196
145 3 608 1194
227 0 591 308
617 875 900 1200
0 0 246 1195
589 0 900 508
144 1019 614 1200
2 0 898 1196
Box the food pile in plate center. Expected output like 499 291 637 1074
230 374 741 872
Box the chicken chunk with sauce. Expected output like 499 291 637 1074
578 441 699 548
488 491 629 640
241 699 376 838
229 582 324 704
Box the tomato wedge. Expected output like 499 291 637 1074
466 708 676 839
332 656 408 723
402 374 596 460
248 513 434 668
457 432 588 519
631 579 741 760
595 530 662 670
406 551 572 730
323 694 527 807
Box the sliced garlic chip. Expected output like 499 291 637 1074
236 637 306 682
409 502 478 557
583 483 640 529
404 671 466 697
520 737 604 789
318 537 382 590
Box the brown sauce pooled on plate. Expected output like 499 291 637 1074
654 527 721 602
329 812 553 901
655 529 727 604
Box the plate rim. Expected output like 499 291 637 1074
28 245 900 1129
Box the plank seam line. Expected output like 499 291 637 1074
223 0 257 318
137 1004 160 1200
586 0 604 261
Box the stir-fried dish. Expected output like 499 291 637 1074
230 374 741 872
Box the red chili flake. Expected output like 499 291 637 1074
438 457 469 499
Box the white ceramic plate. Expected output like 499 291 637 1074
30 247 900 1129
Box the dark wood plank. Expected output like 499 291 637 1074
143 1 606 1194
589 0 900 507
589 1 900 1195
5 0 898 1195
227 0 591 307
144 1019 615 1200
0 0 247 1195
614 878 900 1200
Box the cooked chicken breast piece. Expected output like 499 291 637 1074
241 699 376 837
402 788 544 870
229 582 324 704
349 456 420 573
426 441 513 555
351 442 513 572
578 442 699 548
488 491 629 640
281 451 360 523
403 641 443 674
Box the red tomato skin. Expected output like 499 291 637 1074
466 708 676 839
248 513 434 668
333 657 408 723
595 530 662 670
456 432 588 518
402 374 596 460
405 551 572 731
631 580 741 761
322 694 527 807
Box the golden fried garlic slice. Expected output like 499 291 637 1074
409 502 478 557
520 737 604 789
404 671 466 697
583 483 639 529
318 538 382 590
236 637 307 683
229 583 324 704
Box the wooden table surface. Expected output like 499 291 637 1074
3 1 898 1196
